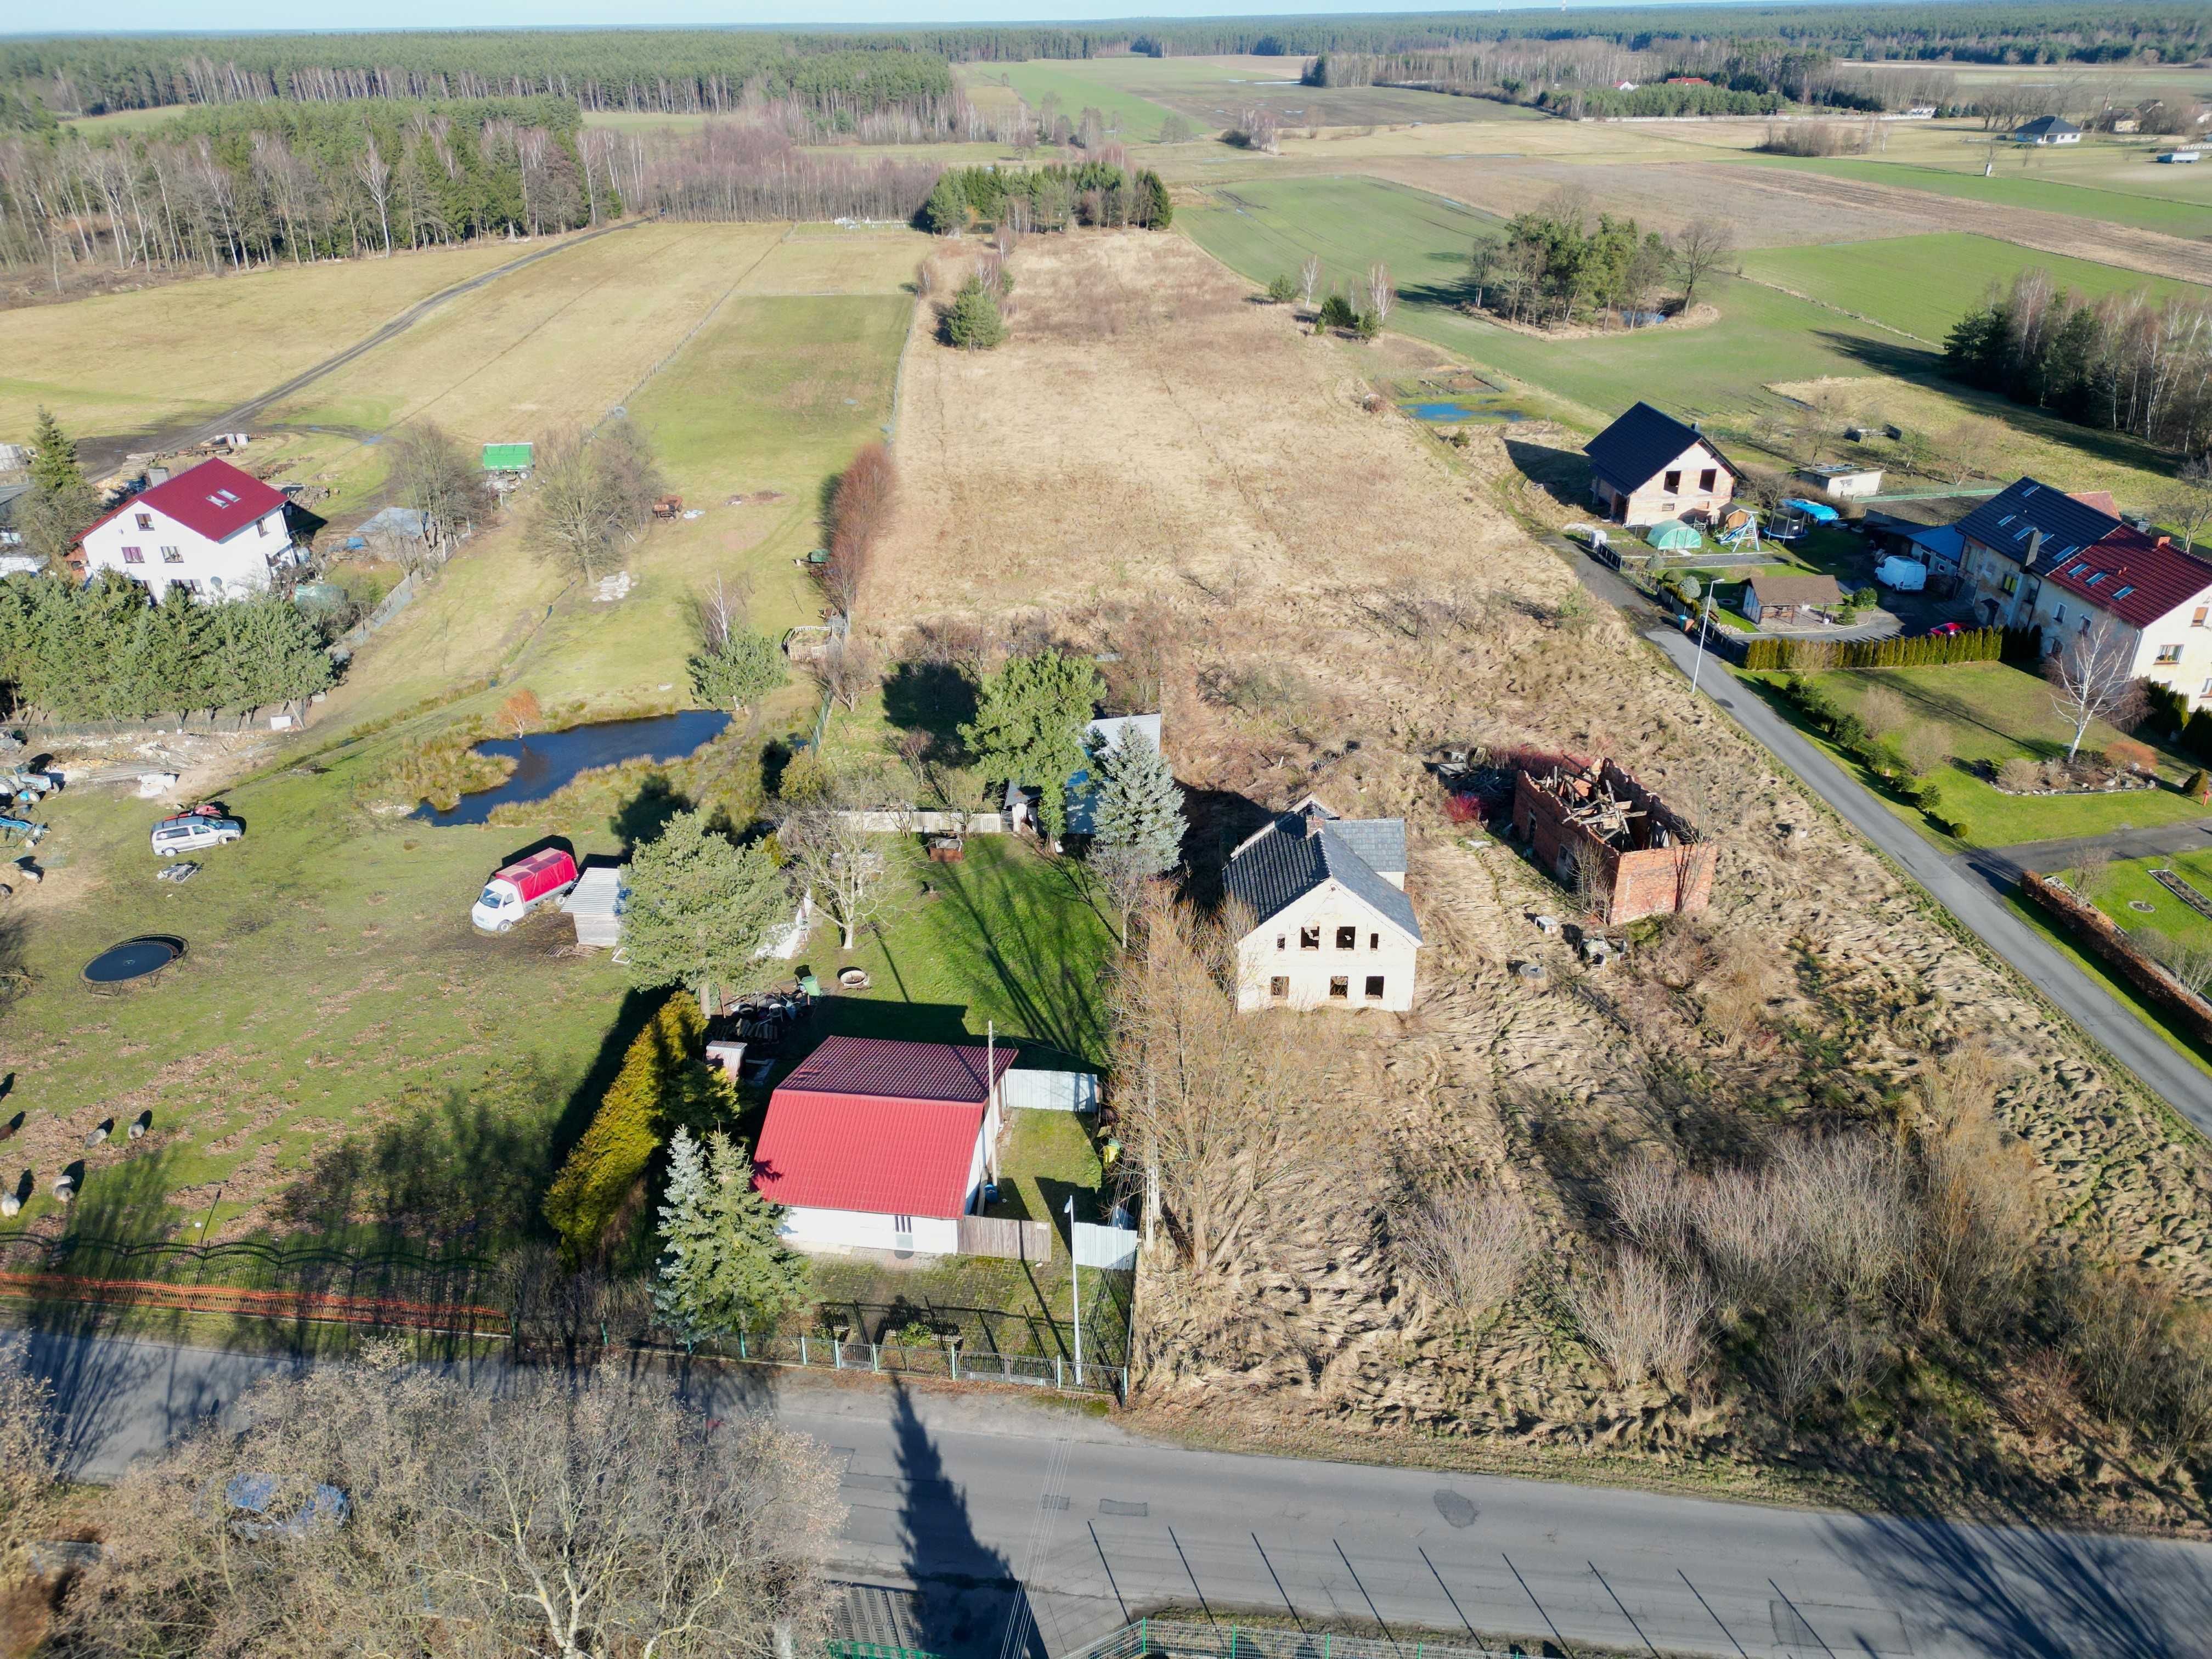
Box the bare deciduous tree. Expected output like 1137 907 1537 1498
61 1345 844 1659
1112 893 1326 1279
1087 839 1159 947
1298 253 1322 309
1396 1174 1536 1328
2045 616 2146 760
524 424 663 584
691 573 754 655
1571 1247 1712 1390
780 801 899 951
1669 218 1737 309
814 635 877 714
386 421 484 566
2157 454 2212 555
1365 260 1396 325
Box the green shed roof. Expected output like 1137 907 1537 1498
482 442 533 470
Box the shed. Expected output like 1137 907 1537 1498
1741 572 1846 624
1796 462 1884 500
482 442 534 472
559 864 628 949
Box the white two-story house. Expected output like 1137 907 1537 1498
1224 795 1423 1013
78 458 302 601
2028 524 2212 708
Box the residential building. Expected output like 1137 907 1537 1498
751 1035 1013 1255
1956 476 2123 629
1584 402 1737 528
1513 757 1714 924
2012 116 2083 144
77 457 302 601
2020 525 2212 707
1224 794 1423 1013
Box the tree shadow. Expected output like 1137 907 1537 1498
890 1384 1048 1659
1177 787 1275 912
882 661 978 763
612 773 691 848
928 850 1108 1064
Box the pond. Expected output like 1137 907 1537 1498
1403 400 1528 424
415 710 732 826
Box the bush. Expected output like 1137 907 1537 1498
941 274 1006 350
1996 757 2041 793
1317 294 1357 331
2107 736 2157 774
1265 273 1296 304
2186 768 2210 803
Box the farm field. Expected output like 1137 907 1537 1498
969 60 1184 142
1739 232 2207 345
1731 153 2212 240
1179 174 1903 424
0 238 547 447
977 53 1526 131
876 225 2212 1522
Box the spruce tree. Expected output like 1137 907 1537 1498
960 648 1102 841
921 171 967 235
622 809 791 1009
943 275 1007 351
654 1127 809 1348
1090 725 1184 875
688 625 785 716
18 408 101 577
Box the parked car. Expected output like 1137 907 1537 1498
471 848 578 933
1927 621 1967 637
151 815 243 856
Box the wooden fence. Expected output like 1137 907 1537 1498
955 1215 1053 1261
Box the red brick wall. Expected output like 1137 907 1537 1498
1511 767 1715 923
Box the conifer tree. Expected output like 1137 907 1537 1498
622 809 790 1011
18 408 101 576
1090 725 1183 874
654 1126 809 1348
921 171 968 235
960 648 1102 841
943 274 1007 351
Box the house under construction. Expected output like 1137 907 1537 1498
1512 756 1715 924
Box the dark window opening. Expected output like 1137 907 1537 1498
1368 932 1379 950
1299 926 1321 951
1335 925 1357 950
1269 976 1289 999
1698 468 1718 492
1364 975 1385 1000
1328 977 1349 1000
1662 470 1681 493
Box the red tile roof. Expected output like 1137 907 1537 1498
777 1034 1013 1103
2070 489 2120 517
752 1093 985 1218
749 1036 1014 1218
80 457 285 546
2041 526 2212 629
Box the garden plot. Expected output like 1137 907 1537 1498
878 227 2212 1525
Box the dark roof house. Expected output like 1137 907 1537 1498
1955 477 2121 570
2012 115 2083 141
1223 796 1420 944
1584 402 1736 496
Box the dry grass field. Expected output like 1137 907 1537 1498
883 230 2212 1527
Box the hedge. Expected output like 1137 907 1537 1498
1742 627 2006 673
2023 871 2212 1051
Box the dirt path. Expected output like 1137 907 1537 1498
1683 161 2212 287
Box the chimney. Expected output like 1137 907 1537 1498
1690 419 1701 433
2158 535 2174 551
2027 527 2045 566
1305 811 1325 839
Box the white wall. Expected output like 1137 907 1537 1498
2027 582 2212 708
1234 879 1420 1012
780 1207 962 1255
82 504 300 601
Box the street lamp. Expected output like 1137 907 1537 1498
1688 584 1717 698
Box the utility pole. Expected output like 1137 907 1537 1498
1065 1193 1083 1386
1688 584 1717 697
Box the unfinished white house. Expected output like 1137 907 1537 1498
1223 795 1423 1013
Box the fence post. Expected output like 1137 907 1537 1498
833 1339 843 1370
800 1334 809 1367
950 1344 960 1383
1056 1356 1064 1389
871 1342 881 1374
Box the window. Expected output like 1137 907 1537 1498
1299 926 1320 951
2053 605 2066 627
2195 607 2208 628
160 546 183 563
1369 932 1379 950
1328 977 1349 1000
2002 573 2019 595
1364 975 1385 1000
2157 644 2183 664
1662 470 1681 494
256 517 269 538
2114 586 2134 601
1335 925 1357 950
1697 468 1717 493
2067 563 2089 578
2086 572 2107 586
1276 933 1286 951
133 512 153 531
1269 975 1289 1000
121 545 144 565
893 1214 913 1235
170 579 202 597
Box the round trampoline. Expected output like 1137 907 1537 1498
83 935 185 986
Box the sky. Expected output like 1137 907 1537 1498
22 2 1636 36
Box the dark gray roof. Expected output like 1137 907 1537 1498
1955 476 2119 571
2014 116 2081 137
1331 817 1406 874
1223 814 1421 944
1584 401 1734 493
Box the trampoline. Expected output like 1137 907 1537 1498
83 935 185 985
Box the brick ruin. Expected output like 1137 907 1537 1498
1511 756 1716 924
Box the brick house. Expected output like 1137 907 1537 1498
1513 757 1714 924
1224 795 1423 1012
1584 402 1737 528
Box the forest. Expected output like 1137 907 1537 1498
1944 269 2212 454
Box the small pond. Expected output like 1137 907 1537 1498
84 935 185 985
415 710 732 827
1403 400 1528 424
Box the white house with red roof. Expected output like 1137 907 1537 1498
2022 523 2212 706
77 457 301 601
751 1034 1013 1255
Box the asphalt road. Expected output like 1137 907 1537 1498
26 1330 2212 1659
1637 623 2212 1134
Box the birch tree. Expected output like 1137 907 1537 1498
1298 252 1321 308
2045 615 2147 760
780 801 899 951
1365 260 1396 325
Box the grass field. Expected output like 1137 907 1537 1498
1784 662 2212 846
977 60 1186 142
972 53 1528 132
1180 174 1903 424
0 239 540 448
1733 153 2212 239
2090 851 2212 953
1740 232 2207 345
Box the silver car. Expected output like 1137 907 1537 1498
150 815 244 856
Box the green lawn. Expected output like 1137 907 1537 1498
1740 233 2208 346
2004 889 2212 1085
986 60 1186 141
1792 662 2212 847
1179 174 1906 424
2087 852 2212 953
1731 153 2212 239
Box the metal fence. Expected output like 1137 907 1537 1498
1072 1221 1139 1271
1004 1068 1100 1113
710 1331 1125 1398
1060 1622 1519 1659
